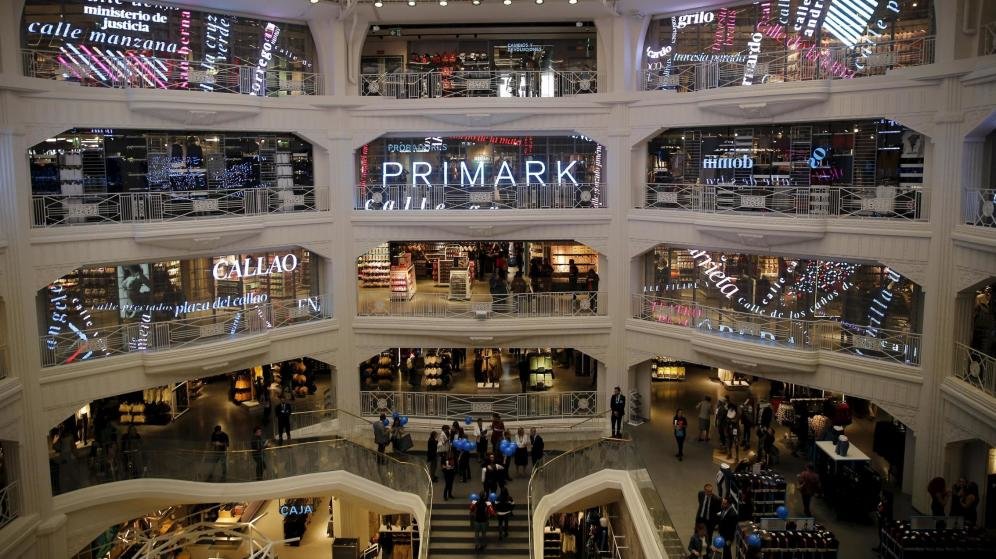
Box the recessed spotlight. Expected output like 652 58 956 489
536 0 543 3
372 24 380 30
440 0 447 4
310 0 319 3
473 0 481 3
504 0 511 4
576 21 584 26
374 0 383 5
408 0 416 5
569 0 578 4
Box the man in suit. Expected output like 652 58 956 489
716 496 739 559
695 483 721 541
275 396 293 444
373 413 390 465
529 427 545 467
609 386 626 437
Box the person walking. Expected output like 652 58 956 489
609 387 626 438
513 427 530 476
695 484 720 541
373 414 390 464
489 413 506 449
961 481 980 526
482 453 504 497
495 488 514 540
473 418 488 463
716 497 738 559
517 357 531 392
251 425 267 481
715 398 728 450
927 477 949 516
120 425 143 479
740 397 755 449
696 396 712 442
585 268 600 312
568 259 580 291
458 437 472 483
797 463 821 517
673 408 688 461
206 425 229 482
687 523 711 558
529 427 545 468
427 431 439 482
442 450 457 500
470 494 495 552
275 396 293 444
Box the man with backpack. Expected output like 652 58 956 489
470 494 495 551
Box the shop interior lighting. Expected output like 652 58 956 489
504 0 511 5
310 0 319 3
536 0 543 3
473 0 481 3
374 0 383 5
440 0 447 4
408 0 416 5
569 0 578 3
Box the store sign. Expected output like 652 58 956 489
381 160 581 187
702 155 754 169
280 504 314 515
212 254 299 280
673 53 748 63
687 250 739 298
250 23 280 96
387 138 448 153
808 147 828 168
741 32 765 86
676 11 715 28
506 42 544 53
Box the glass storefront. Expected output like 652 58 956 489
641 244 922 333
30 129 314 195
357 135 604 210
21 0 316 93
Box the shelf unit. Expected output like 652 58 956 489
651 356 686 381
448 269 471 301
359 244 391 288
390 253 417 301
543 527 563 557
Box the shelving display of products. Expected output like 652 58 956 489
420 354 448 390
731 470 787 521
878 520 995 559
231 370 256 403
651 356 686 381
448 269 471 301
548 243 598 277
718 368 751 389
359 243 391 288
736 522 839 559
527 351 555 390
628 390 645 426
362 354 397 391
390 253 417 301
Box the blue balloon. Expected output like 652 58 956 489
713 536 725 549
776 505 788 519
488 492 498 502
400 416 409 426
470 493 479 502
465 416 473 425
392 411 400 419
747 534 762 548
382 418 390 426
502 444 516 457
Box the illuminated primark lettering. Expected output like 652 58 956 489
741 32 765 85
250 23 280 96
380 160 579 187
687 249 739 298
703 155 754 169
212 254 299 280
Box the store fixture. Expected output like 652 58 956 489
448 269 471 301
359 243 391 288
879 519 994 559
731 470 787 521
718 368 751 389
378 514 419 558
651 356 686 381
390 253 417 301
736 520 839 559
628 389 646 427
814 440 879 521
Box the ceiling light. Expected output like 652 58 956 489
569 0 578 4
372 25 380 31
374 0 383 5
310 0 319 3
440 0 447 4
504 0 511 4
536 0 543 3
576 21 584 26
408 0 416 5
473 0 481 3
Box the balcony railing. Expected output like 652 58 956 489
0 345 7 380
983 21 996 56
642 37 934 92
0 481 17 530
21 49 323 96
644 183 926 220
527 439 685 559
357 291 606 318
40 295 331 367
632 295 921 366
32 187 329 227
355 183 604 211
962 188 996 227
954 343 996 399
360 69 599 98
360 391 601 421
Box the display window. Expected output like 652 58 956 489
641 244 922 333
357 135 604 210
361 23 596 98
21 0 316 94
30 128 314 195
643 0 934 90
40 248 319 365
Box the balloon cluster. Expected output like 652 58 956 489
386 411 409 426
498 440 518 457
455 438 475 452
465 416 473 425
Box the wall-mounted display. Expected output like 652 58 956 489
21 0 316 93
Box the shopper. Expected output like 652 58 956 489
797 463 821 517
962 481 980 526
696 396 712 442
518 357 531 392
495 488 514 540
724 406 739 460
716 497 738 559
442 450 457 500
609 386 626 438
529 427 545 467
585 268 600 312
373 413 390 464
458 438 472 482
482 453 505 496
473 418 488 462
758 425 778 467
715 399 729 450
513 427 530 476
427 431 439 482
275 396 293 444
206 425 229 482
120 425 142 479
250 426 267 481
695 484 720 541
927 476 949 516
687 523 711 558
950 477 967 517
470 494 495 552
568 259 580 291
673 408 688 461
740 397 755 449
489 413 506 449
500 432 515 482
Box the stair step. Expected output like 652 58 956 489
431 534 528 544
429 546 527 556
432 515 529 524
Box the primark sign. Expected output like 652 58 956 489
380 160 585 188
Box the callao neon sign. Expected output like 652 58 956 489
212 254 299 280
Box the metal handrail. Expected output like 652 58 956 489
31 187 329 227
983 21 996 56
0 481 18 529
0 345 8 381
40 294 331 367
632 294 921 366
643 36 935 92
355 182 605 210
361 69 599 98
644 182 927 220
357 291 606 318
360 391 602 422
953 343 996 399
21 49 323 96
962 187 996 227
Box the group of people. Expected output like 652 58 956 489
928 476 981 525
692 483 740 559
672 395 776 465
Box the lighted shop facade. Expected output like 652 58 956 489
21 0 316 93
643 0 935 88
40 249 319 365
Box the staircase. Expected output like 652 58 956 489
428 471 530 558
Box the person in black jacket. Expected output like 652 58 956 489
495 488 514 540
275 396 293 444
695 484 720 541
687 523 712 559
529 427 545 467
609 387 626 437
716 497 738 559
426 431 439 482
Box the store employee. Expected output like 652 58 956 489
609 387 626 437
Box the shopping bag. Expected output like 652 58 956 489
396 433 414 452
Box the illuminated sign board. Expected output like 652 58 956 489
676 11 715 28
280 504 314 516
380 160 582 187
212 254 299 280
687 249 739 298
703 155 755 169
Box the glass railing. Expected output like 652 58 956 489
962 188 996 227
40 295 331 367
355 183 605 211
21 49 323 96
527 438 684 558
31 187 329 227
632 294 921 366
644 183 927 220
359 391 602 422
642 37 934 92
954 342 996 399
0 481 18 529
358 291 606 318
360 69 599 98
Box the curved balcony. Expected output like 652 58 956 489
40 295 331 367
643 183 927 221
355 183 604 211
358 291 605 319
31 187 329 227
21 49 323 96
954 343 996 399
641 37 934 92
962 188 996 228
360 69 600 99
360 390 602 422
631 294 921 367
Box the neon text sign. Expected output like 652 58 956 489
212 254 299 280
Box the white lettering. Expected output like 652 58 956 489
412 161 432 186
525 160 546 186
213 254 299 280
557 160 578 185
494 160 516 186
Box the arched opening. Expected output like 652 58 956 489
943 438 993 528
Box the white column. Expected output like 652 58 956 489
0 0 22 75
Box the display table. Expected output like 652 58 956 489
814 441 869 462
814 441 876 522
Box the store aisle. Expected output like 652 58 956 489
631 367 912 559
